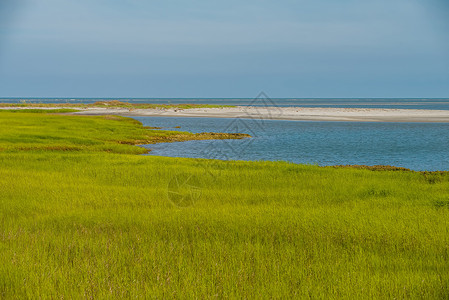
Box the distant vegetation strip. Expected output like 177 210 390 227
0 100 235 110
0 108 80 113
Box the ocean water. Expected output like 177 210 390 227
135 116 449 171
2 98 449 110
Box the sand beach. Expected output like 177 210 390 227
64 106 449 123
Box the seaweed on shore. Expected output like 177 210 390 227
331 165 412 172
332 165 449 184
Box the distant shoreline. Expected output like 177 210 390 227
3 105 449 122
72 106 449 123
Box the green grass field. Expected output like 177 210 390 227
0 112 448 298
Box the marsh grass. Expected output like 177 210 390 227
0 112 249 154
0 112 448 298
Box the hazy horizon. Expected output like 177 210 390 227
1 0 448 98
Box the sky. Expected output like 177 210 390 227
0 0 448 98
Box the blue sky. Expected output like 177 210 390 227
0 0 448 98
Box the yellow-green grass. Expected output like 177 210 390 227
0 112 448 299
0 112 249 154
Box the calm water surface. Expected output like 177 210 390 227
136 117 449 171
